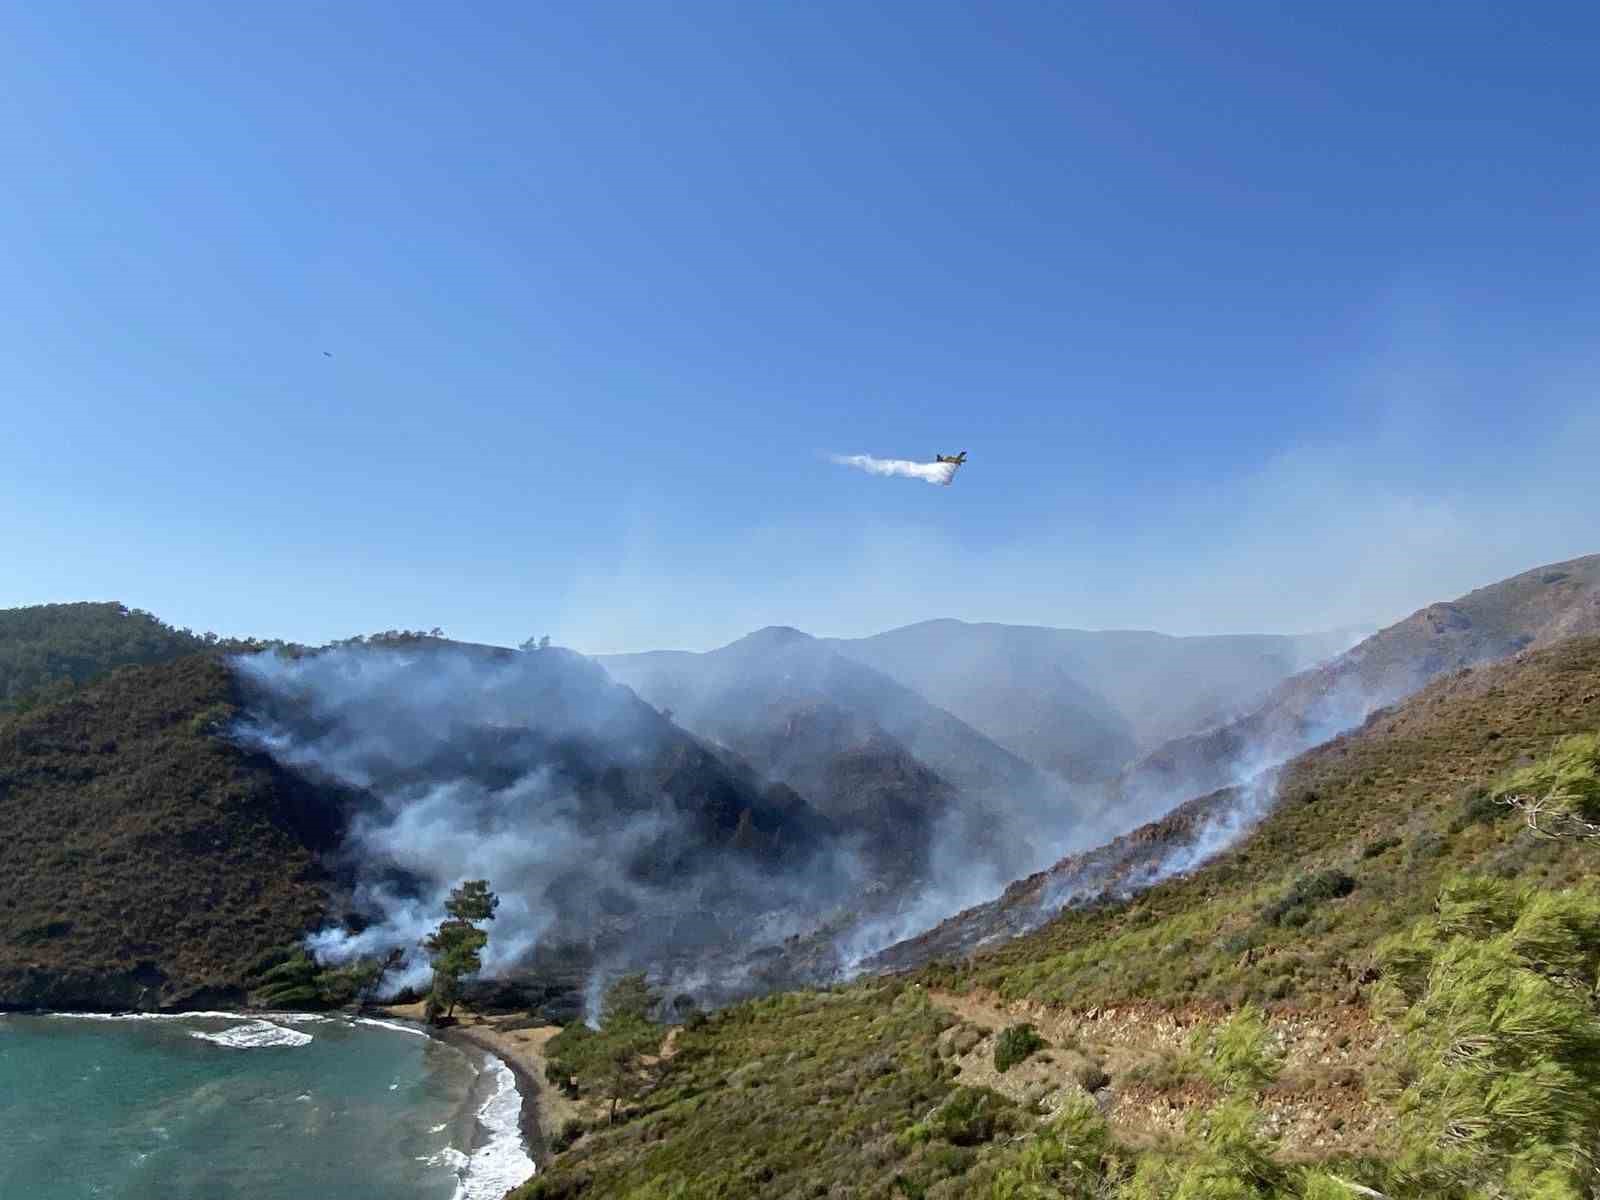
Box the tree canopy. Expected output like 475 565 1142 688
423 880 499 1024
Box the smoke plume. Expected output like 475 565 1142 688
227 641 977 1011
831 454 960 486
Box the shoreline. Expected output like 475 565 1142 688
14 1002 557 1192
439 1022 547 1167
9 1005 542 1192
380 1002 580 1173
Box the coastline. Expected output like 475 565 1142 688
441 1023 546 1167
380 1002 581 1171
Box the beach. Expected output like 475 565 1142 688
381 1002 583 1166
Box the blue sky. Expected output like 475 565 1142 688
3 2 1597 652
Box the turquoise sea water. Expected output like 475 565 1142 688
0 1013 533 1200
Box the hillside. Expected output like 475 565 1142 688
1117 553 1600 821
229 639 975 1018
828 621 1355 781
0 655 343 1010
512 634 1600 1200
0 602 217 715
599 627 1043 800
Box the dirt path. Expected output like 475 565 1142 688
923 987 1393 1158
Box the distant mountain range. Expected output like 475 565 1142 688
599 621 1359 791
4 553 1598 1016
825 622 1360 781
755 557 1600 984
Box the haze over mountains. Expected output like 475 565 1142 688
3 554 1598 1019
1116 554 1600 821
602 623 1359 789
825 623 1361 781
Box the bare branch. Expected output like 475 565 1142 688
1498 790 1600 842
1327 1177 1391 1200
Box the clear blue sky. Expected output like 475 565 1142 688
3 2 1597 652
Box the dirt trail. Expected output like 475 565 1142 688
923 987 1394 1158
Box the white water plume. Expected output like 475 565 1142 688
831 454 960 486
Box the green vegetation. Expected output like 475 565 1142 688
993 1024 1045 1073
0 601 258 716
518 637 1600 1199
961 638 1600 1014
1187 1004 1282 1093
247 949 392 1008
423 880 499 1024
545 973 666 1124
0 655 339 1009
1491 731 1600 838
1258 869 1355 928
1372 875 1600 1198
517 983 967 1200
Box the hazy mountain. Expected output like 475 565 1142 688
518 631 1600 1200
1118 553 1600 817
826 621 1359 781
598 626 1046 803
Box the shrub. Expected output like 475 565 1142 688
1120 1098 1284 1200
1434 873 1519 939
1188 1005 1282 1093
1069 1054 1110 1093
1405 830 1446 864
994 1024 1045 1073
551 1118 585 1153
1379 877 1600 1197
989 1095 1113 1200
904 1086 1021 1147
1451 785 1511 832
1259 869 1356 926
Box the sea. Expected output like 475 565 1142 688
0 1011 535 1200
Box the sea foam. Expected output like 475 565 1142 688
451 1054 536 1200
189 1020 314 1049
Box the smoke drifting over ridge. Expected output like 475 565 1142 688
227 641 1018 1008
831 453 960 486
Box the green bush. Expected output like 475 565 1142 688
1187 1004 1282 1094
1434 874 1519 939
1259 870 1355 927
990 1094 1113 1199
1119 1098 1285 1200
1378 876 1600 1197
551 1117 585 1153
994 1023 1046 1073
932 1086 1015 1146
1450 785 1511 832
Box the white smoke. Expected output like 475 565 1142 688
831 454 960 486
227 643 911 1009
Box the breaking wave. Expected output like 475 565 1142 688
452 1054 535 1200
189 1019 314 1049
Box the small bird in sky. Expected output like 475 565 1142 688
323 351 333 358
